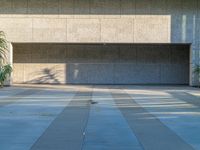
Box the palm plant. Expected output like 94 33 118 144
0 31 8 65
0 64 12 87
0 31 12 87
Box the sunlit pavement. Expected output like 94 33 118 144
0 84 199 150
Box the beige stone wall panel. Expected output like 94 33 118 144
67 19 101 42
0 18 32 42
32 18 67 42
101 19 134 43
134 16 171 43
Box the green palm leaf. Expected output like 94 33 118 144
0 31 8 65
0 31 12 87
0 64 12 87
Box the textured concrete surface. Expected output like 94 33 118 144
0 0 184 43
82 86 143 150
31 90 92 150
0 85 200 150
111 89 194 150
13 43 189 84
0 0 199 84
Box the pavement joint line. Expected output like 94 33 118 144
30 90 78 150
80 94 93 150
30 89 92 150
82 86 145 150
80 86 94 150
108 86 146 150
111 88 195 150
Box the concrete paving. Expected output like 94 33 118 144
111 88 194 150
31 90 92 150
0 85 199 150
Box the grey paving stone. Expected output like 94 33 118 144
82 87 143 150
0 88 76 150
111 90 195 150
30 90 92 150
0 89 39 107
168 91 200 108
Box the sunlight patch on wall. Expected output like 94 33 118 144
182 15 187 42
0 15 171 44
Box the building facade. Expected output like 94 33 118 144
0 0 199 85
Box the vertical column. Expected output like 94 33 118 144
4 42 13 86
189 45 194 86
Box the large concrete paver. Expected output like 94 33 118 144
0 87 39 107
111 88 195 150
82 86 143 150
30 90 92 150
0 86 76 150
124 86 200 150
0 85 200 150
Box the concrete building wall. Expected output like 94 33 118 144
0 0 198 85
13 43 189 84
0 0 172 43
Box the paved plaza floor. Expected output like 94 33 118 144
0 84 199 150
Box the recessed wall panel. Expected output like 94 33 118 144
13 43 189 85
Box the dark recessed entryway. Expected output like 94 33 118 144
13 43 190 85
